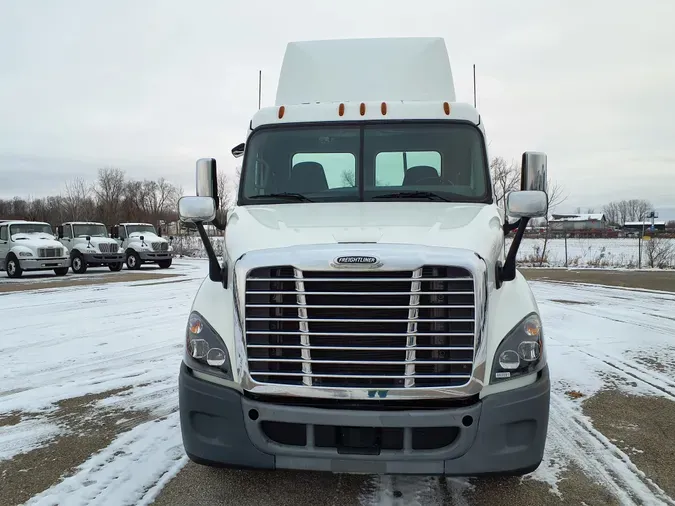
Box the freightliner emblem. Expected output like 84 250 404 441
331 255 382 269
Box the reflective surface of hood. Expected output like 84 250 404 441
226 202 505 265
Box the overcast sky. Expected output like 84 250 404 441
1 0 674 217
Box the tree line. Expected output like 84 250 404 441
0 167 183 227
0 166 244 230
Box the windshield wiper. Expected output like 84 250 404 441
249 193 314 202
372 191 451 202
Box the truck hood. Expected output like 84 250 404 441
11 234 63 251
73 236 119 247
226 202 505 263
128 232 166 242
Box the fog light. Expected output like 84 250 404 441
518 341 541 361
189 338 209 359
499 350 520 370
206 348 226 367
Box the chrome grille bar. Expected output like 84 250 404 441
294 268 312 387
405 268 422 387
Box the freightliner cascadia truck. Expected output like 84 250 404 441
177 37 551 476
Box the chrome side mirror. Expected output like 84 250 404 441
521 152 548 193
505 190 548 219
178 196 217 223
196 158 218 206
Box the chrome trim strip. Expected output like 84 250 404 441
248 277 472 282
247 345 475 351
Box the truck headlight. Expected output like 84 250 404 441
18 251 34 257
491 313 544 383
185 311 232 379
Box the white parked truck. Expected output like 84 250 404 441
177 37 551 476
110 222 173 270
56 221 125 273
0 220 70 278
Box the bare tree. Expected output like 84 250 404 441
603 199 652 225
63 177 94 220
645 237 675 268
490 157 520 210
538 178 569 266
94 167 126 225
341 169 356 187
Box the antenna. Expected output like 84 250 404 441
258 70 262 110
473 64 477 108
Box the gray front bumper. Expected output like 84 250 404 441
138 251 172 261
84 252 124 264
19 257 70 271
179 364 551 475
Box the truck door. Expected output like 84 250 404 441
0 225 8 267
119 225 128 249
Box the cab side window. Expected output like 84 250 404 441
63 225 73 239
119 226 127 239
0 226 7 241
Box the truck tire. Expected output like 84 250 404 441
71 252 88 274
109 262 123 272
6 255 23 278
54 267 69 276
157 259 172 269
126 250 141 270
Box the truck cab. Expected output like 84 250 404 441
110 222 173 270
0 220 70 278
57 221 125 274
176 37 551 477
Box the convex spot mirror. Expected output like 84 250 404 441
506 190 548 219
179 196 217 223
231 142 245 158
521 152 548 194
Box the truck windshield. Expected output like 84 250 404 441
126 225 157 235
239 122 490 205
73 224 107 237
9 223 53 237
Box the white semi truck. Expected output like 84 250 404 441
56 221 125 273
0 220 70 278
176 37 551 476
110 222 173 270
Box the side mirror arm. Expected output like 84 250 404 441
497 217 530 288
196 221 228 287
502 217 522 236
210 215 227 231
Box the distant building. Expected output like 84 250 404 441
623 221 666 233
549 213 607 232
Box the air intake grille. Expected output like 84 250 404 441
98 243 116 253
38 248 62 258
151 242 168 252
245 265 476 389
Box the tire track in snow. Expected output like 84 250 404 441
573 347 675 400
360 475 458 505
24 414 188 506
549 393 674 505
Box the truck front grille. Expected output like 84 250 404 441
98 243 115 253
151 242 168 252
39 248 62 258
245 265 475 389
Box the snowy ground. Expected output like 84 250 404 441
1 260 674 505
